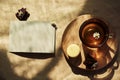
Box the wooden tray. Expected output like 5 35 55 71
61 14 118 72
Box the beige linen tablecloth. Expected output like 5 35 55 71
0 0 120 80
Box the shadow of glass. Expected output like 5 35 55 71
65 42 119 76
88 61 119 80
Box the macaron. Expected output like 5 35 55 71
67 44 80 58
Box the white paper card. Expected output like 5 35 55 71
9 21 55 53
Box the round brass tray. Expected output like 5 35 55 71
61 14 118 74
